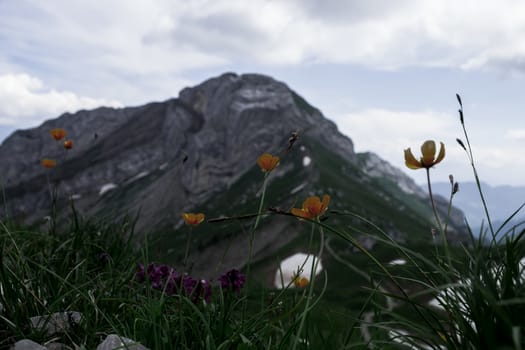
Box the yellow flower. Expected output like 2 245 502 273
63 140 73 149
293 276 309 288
291 195 330 220
404 140 445 170
182 213 205 226
257 153 280 172
50 128 66 141
41 159 57 169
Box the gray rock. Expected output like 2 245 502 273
44 343 71 350
10 339 46 350
358 151 426 198
96 334 149 350
29 311 82 335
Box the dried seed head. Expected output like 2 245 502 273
453 182 459 195
288 131 299 150
456 93 463 108
456 138 467 151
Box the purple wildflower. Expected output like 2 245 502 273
135 262 211 303
188 279 212 303
219 269 246 293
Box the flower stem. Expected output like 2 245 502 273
459 112 496 246
426 168 444 236
242 173 269 324
183 227 193 269
426 169 452 266
292 219 324 350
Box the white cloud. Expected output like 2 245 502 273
335 108 457 153
505 129 525 141
4 0 525 78
333 108 524 186
133 0 525 71
0 74 122 127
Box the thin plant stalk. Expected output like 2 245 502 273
242 172 270 324
292 219 324 350
426 169 452 266
246 172 269 278
183 227 193 269
457 96 496 245
426 168 444 235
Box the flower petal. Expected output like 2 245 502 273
294 276 309 288
404 148 422 169
50 128 66 141
302 196 322 215
194 213 205 224
182 212 205 226
41 159 57 169
434 142 445 165
421 140 436 166
63 140 73 149
257 153 280 172
321 195 330 212
291 208 310 219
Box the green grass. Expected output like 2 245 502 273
2 171 524 349
1 95 524 349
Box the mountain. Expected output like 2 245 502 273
0 72 467 280
431 181 525 236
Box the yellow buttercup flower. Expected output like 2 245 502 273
182 213 205 226
291 195 330 220
404 140 445 170
41 159 57 169
293 276 309 288
257 153 280 172
63 140 73 149
50 128 66 141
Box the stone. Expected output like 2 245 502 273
10 339 46 350
45 343 71 350
96 334 149 350
29 311 83 335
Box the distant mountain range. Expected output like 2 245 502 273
0 72 467 280
430 181 525 237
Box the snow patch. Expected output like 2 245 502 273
70 194 82 200
131 171 149 182
99 183 117 196
159 162 169 170
302 156 311 167
274 253 323 289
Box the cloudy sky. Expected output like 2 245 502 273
1 0 525 187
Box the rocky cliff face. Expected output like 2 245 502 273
1 73 355 228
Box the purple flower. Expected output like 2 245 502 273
135 262 211 303
189 279 212 303
219 269 246 293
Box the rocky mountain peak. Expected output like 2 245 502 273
0 73 356 227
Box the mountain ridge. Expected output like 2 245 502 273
0 72 467 279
